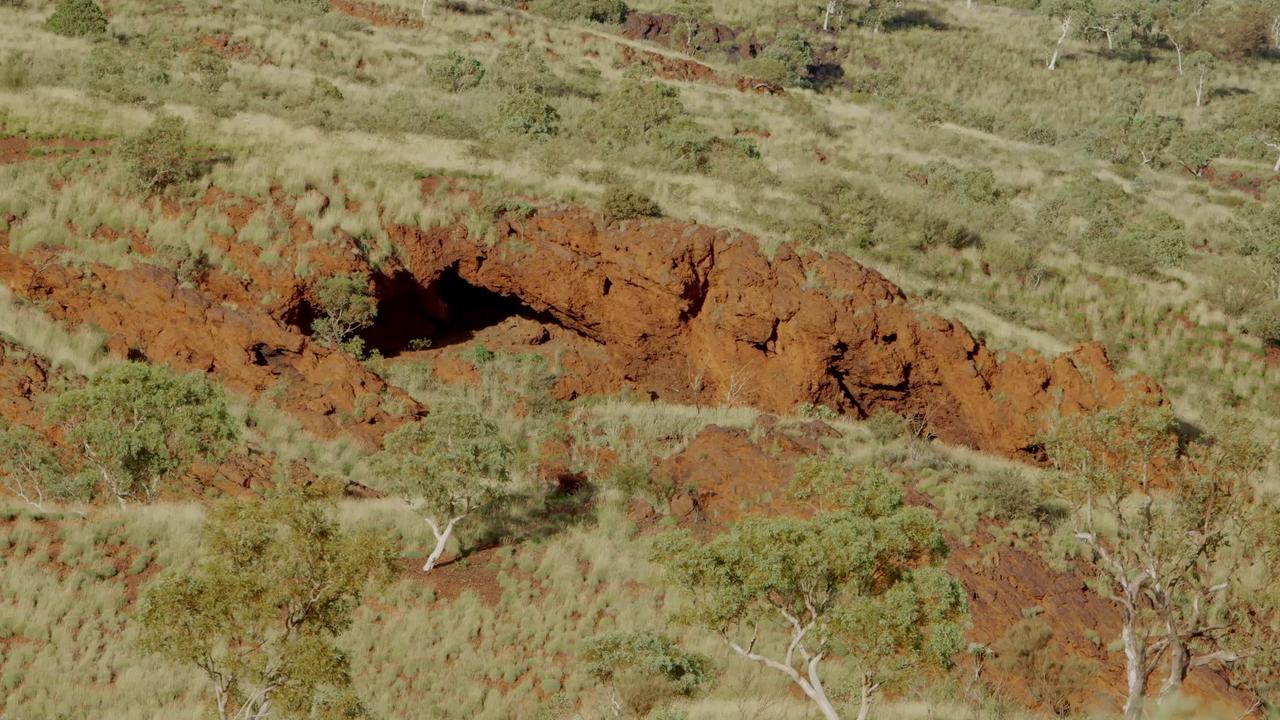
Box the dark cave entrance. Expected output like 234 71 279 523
363 267 558 357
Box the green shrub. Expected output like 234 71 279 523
0 51 29 89
583 79 714 171
312 273 377 356
920 215 980 250
1245 303 1280 348
495 91 560 137
283 0 330 12
865 408 908 443
527 0 628 23
974 469 1044 522
119 115 201 194
186 47 229 93
738 28 814 88
426 51 485 93
46 0 107 37
1089 212 1186 275
993 617 1097 717
1201 257 1272 316
488 46 557 96
602 185 661 222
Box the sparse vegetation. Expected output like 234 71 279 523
0 0 1278 717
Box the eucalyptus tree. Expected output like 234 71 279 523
581 631 711 717
656 468 966 720
1186 50 1214 106
139 487 395 720
1045 403 1270 720
373 405 516 573
46 363 239 507
1042 0 1096 69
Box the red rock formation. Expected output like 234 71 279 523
0 248 416 447
390 207 1160 459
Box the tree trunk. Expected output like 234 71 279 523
823 0 838 31
1048 15 1071 70
1121 605 1147 720
1173 41 1185 75
1159 636 1190 699
1195 72 1206 107
855 671 879 720
420 0 430 19
423 516 460 573
805 656 841 720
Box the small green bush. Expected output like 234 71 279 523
738 28 814 88
602 186 661 222
974 469 1044 522
0 51 29 90
583 79 717 171
527 0 628 23
496 91 560 137
119 115 201 194
46 0 107 37
1245 303 1280 348
426 51 485 93
312 273 377 356
186 47 229 93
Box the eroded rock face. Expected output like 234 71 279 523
390 207 1160 459
0 248 416 447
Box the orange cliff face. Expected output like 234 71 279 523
0 193 1160 458
390 205 1162 459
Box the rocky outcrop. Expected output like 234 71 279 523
0 247 416 447
620 12 760 61
389 206 1160 459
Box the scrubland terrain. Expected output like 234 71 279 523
0 0 1279 718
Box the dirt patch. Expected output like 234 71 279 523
402 547 505 606
331 0 424 28
0 136 111 165
617 44 718 83
196 34 265 63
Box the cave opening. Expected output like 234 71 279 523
363 267 559 357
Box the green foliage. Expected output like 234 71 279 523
602 185 661 223
496 91 561 137
923 160 1008 206
425 51 485 93
138 486 394 720
1046 403 1272 702
656 469 965 716
0 51 30 89
527 0 629 23
45 363 239 505
281 0 331 12
186 47 230 94
0 421 87 507
1089 211 1187 274
582 79 716 172
993 617 1097 716
1170 128 1224 176
311 273 377 356
581 631 710 716
119 115 202 194
739 28 814 88
603 462 690 516
1245 302 1280 347
45 0 107 37
373 404 516 567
